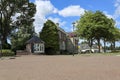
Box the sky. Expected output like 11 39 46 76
29 0 120 33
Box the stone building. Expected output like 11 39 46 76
57 27 67 53
67 32 79 53
26 36 45 54
57 24 79 54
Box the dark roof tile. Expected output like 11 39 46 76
26 36 44 44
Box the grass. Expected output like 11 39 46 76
77 52 120 56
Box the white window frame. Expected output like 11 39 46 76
34 43 44 53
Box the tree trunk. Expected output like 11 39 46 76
110 41 115 51
2 35 8 49
110 42 113 51
97 38 101 53
104 38 106 53
88 39 93 53
113 41 115 50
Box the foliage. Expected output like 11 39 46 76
1 49 15 56
0 0 36 49
107 27 120 50
76 10 118 52
76 11 95 52
2 43 11 49
11 1 36 50
40 20 59 55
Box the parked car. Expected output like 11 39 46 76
80 49 99 53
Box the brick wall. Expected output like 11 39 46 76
16 50 31 55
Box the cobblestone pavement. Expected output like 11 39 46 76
0 55 120 80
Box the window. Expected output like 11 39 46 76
34 43 44 53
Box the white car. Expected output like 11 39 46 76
81 49 99 53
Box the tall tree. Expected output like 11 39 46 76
102 18 116 52
91 11 111 52
11 2 36 50
107 27 120 50
76 10 117 53
40 20 59 55
76 11 94 52
0 0 35 49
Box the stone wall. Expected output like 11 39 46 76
16 50 31 55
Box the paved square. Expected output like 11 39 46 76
0 55 120 80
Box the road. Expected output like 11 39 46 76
0 55 120 80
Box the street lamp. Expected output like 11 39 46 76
72 22 75 56
72 21 79 55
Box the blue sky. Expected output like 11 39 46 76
30 0 120 33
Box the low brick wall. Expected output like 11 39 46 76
16 50 31 55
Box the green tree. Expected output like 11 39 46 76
92 12 119 52
76 10 117 53
76 11 94 52
40 20 59 55
0 0 35 49
102 18 116 52
11 1 36 50
91 11 112 52
107 27 120 50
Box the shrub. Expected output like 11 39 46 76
111 50 120 53
2 43 11 49
1 49 15 56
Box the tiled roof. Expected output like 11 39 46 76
26 36 44 44
67 32 77 37
57 27 66 34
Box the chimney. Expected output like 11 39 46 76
56 23 59 27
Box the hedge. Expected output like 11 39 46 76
111 50 120 53
0 49 15 56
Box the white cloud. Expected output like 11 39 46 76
48 17 74 32
103 11 113 19
115 0 120 7
113 0 120 28
114 0 120 18
34 0 58 33
33 1 86 33
48 17 66 27
59 5 85 17
116 20 120 27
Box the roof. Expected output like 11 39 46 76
26 36 44 44
67 32 77 37
57 27 66 34
55 23 67 34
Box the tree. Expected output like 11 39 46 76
76 11 94 52
102 18 116 52
76 10 117 53
107 27 120 50
40 20 59 55
11 1 36 50
91 11 112 53
0 0 35 49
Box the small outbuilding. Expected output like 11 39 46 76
26 36 45 54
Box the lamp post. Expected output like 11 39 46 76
72 22 75 56
72 21 79 55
